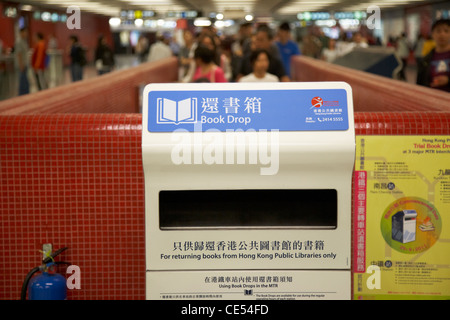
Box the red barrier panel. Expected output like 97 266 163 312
0 114 144 300
1 112 449 300
0 57 178 115
291 56 450 112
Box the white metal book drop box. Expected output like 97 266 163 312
142 82 355 300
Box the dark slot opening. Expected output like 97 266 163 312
159 189 337 229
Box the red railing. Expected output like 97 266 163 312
0 57 178 115
1 56 449 300
291 56 450 112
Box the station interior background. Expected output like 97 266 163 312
0 0 449 301
1 0 449 98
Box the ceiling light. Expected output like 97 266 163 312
109 17 121 27
20 5 33 11
245 14 253 21
194 18 212 27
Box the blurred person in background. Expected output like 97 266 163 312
414 34 425 67
67 35 85 82
231 22 253 80
95 35 115 75
180 30 199 83
422 34 435 57
238 49 279 82
396 32 410 81
321 38 339 63
178 29 195 79
31 32 48 90
220 36 234 80
417 19 450 92
275 22 301 78
15 27 30 95
231 22 253 58
169 34 180 57
352 32 368 48
237 24 289 82
198 33 232 81
192 45 227 83
336 32 353 57
302 26 323 58
147 33 172 62
135 35 149 63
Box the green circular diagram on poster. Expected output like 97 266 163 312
380 197 442 254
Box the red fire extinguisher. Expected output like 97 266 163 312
21 247 70 300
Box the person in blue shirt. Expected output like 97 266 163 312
275 22 301 78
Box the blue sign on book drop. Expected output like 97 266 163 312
147 88 350 132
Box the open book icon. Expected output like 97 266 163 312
157 98 197 124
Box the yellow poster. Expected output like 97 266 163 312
354 136 450 300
